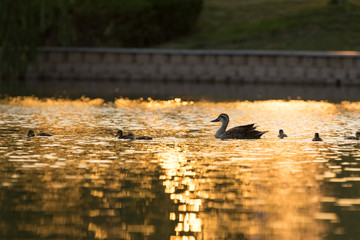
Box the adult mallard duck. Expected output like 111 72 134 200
345 131 360 140
211 113 268 140
27 130 52 137
278 129 288 139
312 133 323 141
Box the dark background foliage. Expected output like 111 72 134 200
69 0 203 47
0 0 203 78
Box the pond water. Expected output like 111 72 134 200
0 97 360 240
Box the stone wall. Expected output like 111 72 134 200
25 48 360 86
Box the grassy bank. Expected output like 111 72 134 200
157 0 360 51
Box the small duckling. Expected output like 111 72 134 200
27 130 36 137
345 131 360 140
124 132 153 140
312 133 323 141
27 130 52 137
278 129 288 139
116 130 152 140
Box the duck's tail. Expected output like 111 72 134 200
255 130 268 138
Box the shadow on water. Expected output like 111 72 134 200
1 79 360 102
320 144 360 240
0 134 176 240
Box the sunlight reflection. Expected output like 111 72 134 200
158 145 203 238
329 51 360 56
2 96 105 107
1 97 360 240
114 97 194 109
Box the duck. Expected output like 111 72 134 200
278 129 288 139
312 133 323 141
27 130 52 137
211 113 268 139
116 130 152 140
345 131 360 140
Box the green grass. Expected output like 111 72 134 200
156 0 360 51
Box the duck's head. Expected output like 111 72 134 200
314 133 320 138
279 129 284 134
211 113 229 123
27 130 35 137
116 130 123 138
356 131 360 138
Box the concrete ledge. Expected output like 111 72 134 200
37 47 360 58
17 48 360 86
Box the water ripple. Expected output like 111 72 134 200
0 98 360 239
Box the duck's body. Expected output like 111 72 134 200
27 130 52 137
345 131 360 140
312 133 323 141
37 133 52 136
211 113 267 140
116 130 152 140
346 136 358 140
278 129 288 139
135 135 153 140
125 133 153 140
122 132 135 140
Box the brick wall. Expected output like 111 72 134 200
25 48 360 86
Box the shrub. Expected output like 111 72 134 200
60 0 204 47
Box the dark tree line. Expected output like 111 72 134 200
0 0 73 79
0 0 203 79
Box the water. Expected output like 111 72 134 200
3 81 360 102
1 97 360 240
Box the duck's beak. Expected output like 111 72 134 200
211 117 220 122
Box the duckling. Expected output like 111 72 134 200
116 130 152 140
312 133 323 141
123 132 153 140
211 113 268 140
27 130 35 137
27 130 52 137
278 129 288 139
345 131 360 140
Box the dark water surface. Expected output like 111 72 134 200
1 97 360 240
2 81 360 102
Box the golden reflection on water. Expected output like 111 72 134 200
1 97 360 239
158 145 202 238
